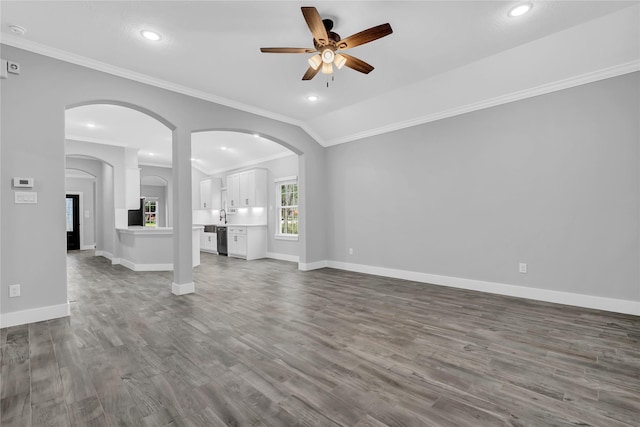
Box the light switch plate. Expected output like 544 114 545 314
15 191 37 204
9 284 21 298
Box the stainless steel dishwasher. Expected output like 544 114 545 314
216 226 227 256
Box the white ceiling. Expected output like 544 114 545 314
2 1 639 150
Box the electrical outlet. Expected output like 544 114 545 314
348 248 354 255
9 284 21 298
519 263 527 274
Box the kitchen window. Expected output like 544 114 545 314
144 199 158 227
275 177 298 240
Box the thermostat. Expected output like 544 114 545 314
12 177 34 188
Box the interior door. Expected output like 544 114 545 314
66 194 80 250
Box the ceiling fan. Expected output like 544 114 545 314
260 7 393 80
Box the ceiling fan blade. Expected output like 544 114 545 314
301 7 329 46
260 47 316 54
337 23 393 50
340 53 375 74
302 66 321 81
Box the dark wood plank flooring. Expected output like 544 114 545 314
1 250 639 426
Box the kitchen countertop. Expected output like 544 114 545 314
118 225 203 235
198 224 267 229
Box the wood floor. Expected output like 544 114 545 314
1 251 639 426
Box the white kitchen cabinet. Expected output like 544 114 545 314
228 225 266 260
226 169 266 208
227 173 240 208
199 177 222 210
200 231 217 253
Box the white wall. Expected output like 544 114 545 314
326 72 639 312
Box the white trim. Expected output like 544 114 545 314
298 260 328 271
0 34 326 146
118 258 173 272
267 252 300 263
80 244 96 250
274 175 298 183
95 250 113 260
172 282 195 295
324 60 640 147
1 302 70 328
274 234 298 241
326 261 640 316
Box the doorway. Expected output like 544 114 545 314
66 194 80 250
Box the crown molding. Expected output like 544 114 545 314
3 35 637 149
324 60 640 147
0 35 327 146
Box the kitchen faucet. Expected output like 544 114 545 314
219 209 227 224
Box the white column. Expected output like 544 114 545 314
171 127 194 295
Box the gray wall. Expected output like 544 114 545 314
326 72 639 301
1 45 326 320
65 176 96 248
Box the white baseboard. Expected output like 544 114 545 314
267 252 300 263
298 260 328 271
80 244 96 250
172 282 194 295
1 302 70 328
118 258 173 272
95 250 113 260
325 261 640 316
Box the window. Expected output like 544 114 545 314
275 177 298 240
144 199 157 227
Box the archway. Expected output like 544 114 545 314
191 129 302 263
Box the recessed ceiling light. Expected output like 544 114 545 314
190 157 197 161
86 123 96 128
508 3 532 17
253 133 260 138
307 95 319 102
140 30 161 41
8 25 26 36
220 147 228 151
149 152 155 156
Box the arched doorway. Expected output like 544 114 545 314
191 129 301 262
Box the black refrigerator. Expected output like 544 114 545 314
127 198 145 226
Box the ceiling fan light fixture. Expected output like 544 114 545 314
321 49 335 64
321 62 333 75
308 54 322 70
334 53 347 70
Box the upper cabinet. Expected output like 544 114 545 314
227 169 267 208
199 177 222 210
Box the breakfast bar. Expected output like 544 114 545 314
115 226 202 271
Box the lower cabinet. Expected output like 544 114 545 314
228 226 266 260
200 231 217 253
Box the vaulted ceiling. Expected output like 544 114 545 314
2 1 638 153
